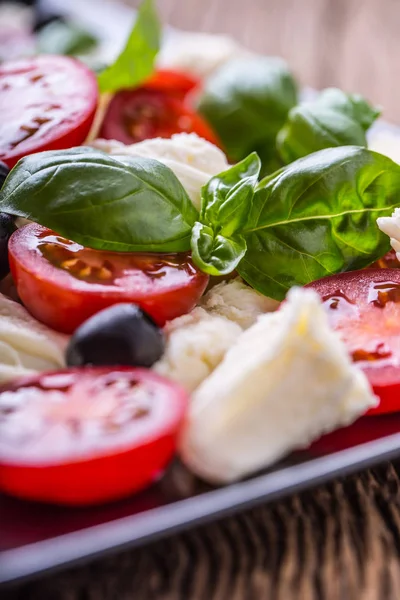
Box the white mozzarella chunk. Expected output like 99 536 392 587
377 208 400 257
153 307 242 393
200 277 279 329
91 133 229 210
0 293 68 382
180 287 377 484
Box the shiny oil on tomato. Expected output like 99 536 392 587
0 55 98 168
306 269 400 414
0 367 188 505
9 224 209 333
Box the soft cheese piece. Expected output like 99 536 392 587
153 307 242 392
377 208 400 258
180 287 377 484
0 293 68 381
158 32 253 80
368 130 400 165
200 278 279 329
91 133 229 210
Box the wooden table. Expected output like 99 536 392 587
6 1 400 599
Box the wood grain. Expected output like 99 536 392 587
126 0 400 124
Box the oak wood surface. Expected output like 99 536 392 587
6 2 400 599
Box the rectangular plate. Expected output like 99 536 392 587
2 0 400 587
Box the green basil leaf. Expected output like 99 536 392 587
200 152 261 237
0 147 198 252
197 57 298 163
37 21 98 56
238 146 400 300
191 222 247 276
97 0 161 94
277 88 381 164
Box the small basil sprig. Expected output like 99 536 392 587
190 153 261 275
238 146 400 300
97 0 161 94
197 57 298 163
0 147 197 252
276 88 381 164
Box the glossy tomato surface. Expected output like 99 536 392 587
0 368 188 505
143 69 200 100
99 87 219 146
9 224 209 333
306 269 400 414
0 55 98 168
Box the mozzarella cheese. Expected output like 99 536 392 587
180 287 377 484
368 130 400 165
200 277 279 329
0 293 68 381
377 208 400 257
158 31 253 80
91 133 229 210
153 307 242 392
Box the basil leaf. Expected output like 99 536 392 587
200 152 261 237
191 222 247 276
277 88 380 164
197 57 298 163
0 148 198 252
37 21 98 56
238 146 400 300
97 0 161 94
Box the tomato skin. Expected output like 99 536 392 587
143 69 200 100
0 55 98 168
306 268 400 415
9 224 209 333
99 87 220 146
0 368 188 505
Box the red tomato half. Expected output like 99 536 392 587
99 87 219 146
0 55 98 168
143 69 200 100
9 224 209 333
370 249 400 269
306 269 400 414
0 368 188 505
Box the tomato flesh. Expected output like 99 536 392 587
0 368 188 505
370 249 400 269
306 269 400 414
0 55 98 168
142 69 200 100
9 224 209 333
99 87 219 146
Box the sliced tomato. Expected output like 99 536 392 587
142 69 200 100
99 87 220 146
0 367 188 505
306 269 400 414
0 55 98 168
9 224 209 333
370 249 400 269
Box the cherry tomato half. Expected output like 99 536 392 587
99 87 219 146
143 69 200 100
9 224 209 333
306 269 400 415
0 55 98 168
0 367 188 505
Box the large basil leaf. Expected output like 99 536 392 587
238 146 400 300
197 57 298 163
191 153 260 275
0 148 198 252
276 88 380 164
97 0 160 94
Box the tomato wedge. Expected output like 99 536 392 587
99 87 219 146
9 224 209 333
0 367 188 505
143 69 200 100
0 55 98 168
306 269 400 414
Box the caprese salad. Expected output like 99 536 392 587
1 0 400 505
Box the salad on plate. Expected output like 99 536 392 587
1 0 400 506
